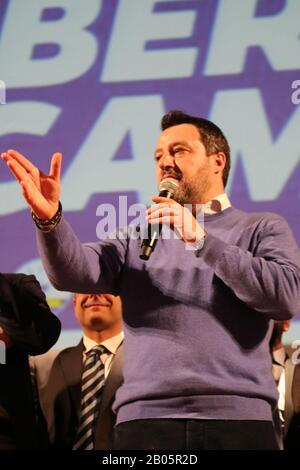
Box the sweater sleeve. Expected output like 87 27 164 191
200 214 300 319
36 216 128 295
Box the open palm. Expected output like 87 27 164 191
1 149 61 219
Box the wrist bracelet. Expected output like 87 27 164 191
31 201 62 232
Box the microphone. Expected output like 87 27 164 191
140 178 179 261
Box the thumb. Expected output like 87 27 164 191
49 152 62 180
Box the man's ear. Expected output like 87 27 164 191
214 152 226 172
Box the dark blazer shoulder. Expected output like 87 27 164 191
0 272 61 354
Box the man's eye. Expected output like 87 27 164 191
173 147 185 154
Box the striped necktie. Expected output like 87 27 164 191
73 344 106 450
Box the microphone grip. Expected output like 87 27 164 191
139 188 174 260
140 224 161 260
158 189 173 199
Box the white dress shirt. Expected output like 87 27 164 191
202 193 231 215
83 332 124 379
272 347 287 425
191 193 231 252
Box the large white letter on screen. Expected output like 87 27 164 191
210 89 300 200
101 0 197 81
205 0 300 75
0 80 6 104
0 102 61 214
62 95 165 208
0 0 101 87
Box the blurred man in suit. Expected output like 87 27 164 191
270 320 300 449
0 273 61 449
32 292 123 450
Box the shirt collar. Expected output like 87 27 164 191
202 193 231 215
83 332 124 355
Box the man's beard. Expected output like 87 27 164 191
173 168 211 206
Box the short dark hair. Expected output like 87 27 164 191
161 110 231 187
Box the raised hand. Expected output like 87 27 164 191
1 149 62 219
146 196 206 244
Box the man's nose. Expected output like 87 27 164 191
158 153 175 169
89 294 103 300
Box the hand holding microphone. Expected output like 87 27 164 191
140 178 206 260
140 178 178 260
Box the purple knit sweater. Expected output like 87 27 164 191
37 207 300 423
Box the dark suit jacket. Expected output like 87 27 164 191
33 339 124 450
283 346 300 449
0 273 61 449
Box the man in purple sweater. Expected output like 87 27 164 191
2 111 300 450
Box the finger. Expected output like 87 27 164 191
147 206 176 218
147 203 172 215
147 209 176 222
147 215 175 225
5 158 31 184
1 152 11 163
151 196 175 204
6 149 39 174
49 152 62 180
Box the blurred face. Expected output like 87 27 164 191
155 123 224 204
73 293 122 338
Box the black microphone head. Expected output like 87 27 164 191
159 178 179 199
